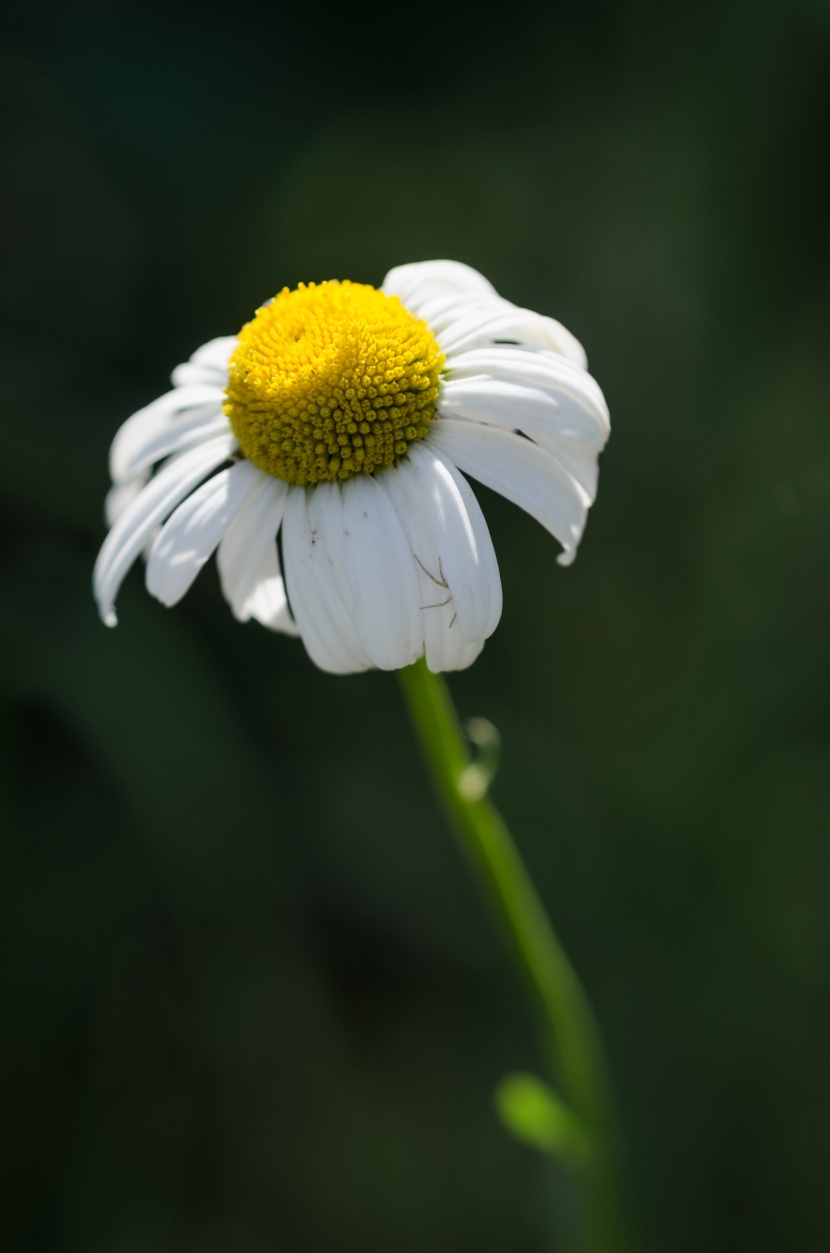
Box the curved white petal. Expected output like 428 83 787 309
94 433 237 625
376 462 452 671
408 291 491 335
306 483 373 670
242 574 297 634
169 363 221 388
216 472 297 634
528 431 600 504
170 336 236 387
419 293 506 336
379 458 486 673
405 440 502 644
110 384 226 482
436 301 588 368
429 419 588 567
306 482 355 619
283 486 371 674
341 474 423 670
190 336 237 371
116 409 231 481
426 446 503 641
438 376 606 450
444 346 609 439
382 260 496 313
145 460 260 607
105 472 149 527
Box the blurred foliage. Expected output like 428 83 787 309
1 0 829 1250
496 1073 588 1165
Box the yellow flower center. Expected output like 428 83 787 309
224 280 444 485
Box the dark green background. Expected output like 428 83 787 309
2 1 829 1249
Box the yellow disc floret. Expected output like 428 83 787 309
224 280 444 485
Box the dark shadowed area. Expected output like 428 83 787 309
2 1 829 1250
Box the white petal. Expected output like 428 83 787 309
444 346 609 439
421 293 512 337
375 461 451 670
437 301 588 368
110 384 226 482
216 472 297 634
169 363 221 388
409 291 492 334
105 472 149 527
306 482 355 617
454 637 488 670
243 574 297 634
438 376 606 450
307 483 373 669
282 486 371 674
341 474 424 670
382 260 496 313
190 333 236 365
429 420 588 567
170 336 236 387
528 431 600 504
405 440 502 644
379 458 486 673
145 460 260 607
94 434 237 625
190 336 237 372
384 265 587 367
116 409 231 481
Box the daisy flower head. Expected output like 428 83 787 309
94 261 609 674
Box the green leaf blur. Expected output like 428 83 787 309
496 1073 588 1165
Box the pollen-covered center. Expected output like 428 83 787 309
224 280 444 485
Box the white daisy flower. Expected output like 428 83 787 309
94 260 609 674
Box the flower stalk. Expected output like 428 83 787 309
398 657 631 1253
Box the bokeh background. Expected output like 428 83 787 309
2 1 829 1250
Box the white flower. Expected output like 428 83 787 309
94 260 609 673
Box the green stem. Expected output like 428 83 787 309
398 657 630 1253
